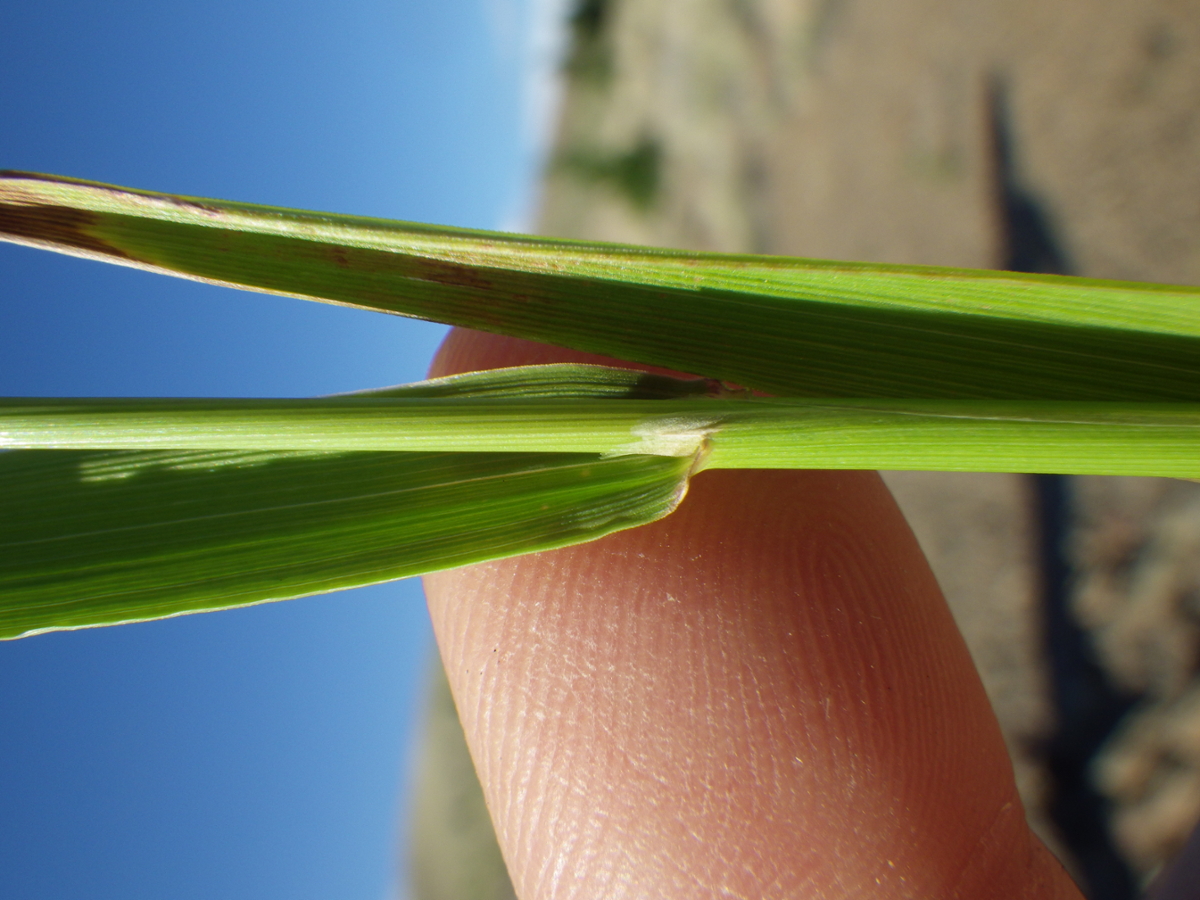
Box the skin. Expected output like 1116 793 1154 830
423 327 1084 900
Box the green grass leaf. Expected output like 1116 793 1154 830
3 174 1196 637
0 448 692 639
3 171 1198 400
2 368 1196 477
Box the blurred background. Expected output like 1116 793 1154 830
3 2 1200 900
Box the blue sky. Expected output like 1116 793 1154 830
0 1 564 897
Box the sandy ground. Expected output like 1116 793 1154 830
410 2 1200 897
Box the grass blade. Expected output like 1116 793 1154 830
2 393 1196 477
3 172 1197 400
0 448 692 639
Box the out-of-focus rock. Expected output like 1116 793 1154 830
1076 479 1200 876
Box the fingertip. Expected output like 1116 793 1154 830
422 327 1083 899
428 327 695 379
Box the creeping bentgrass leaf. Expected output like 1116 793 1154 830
0 448 692 639
2 391 1196 477
2 171 1198 400
2 175 1196 639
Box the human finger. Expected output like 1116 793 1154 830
423 327 1082 900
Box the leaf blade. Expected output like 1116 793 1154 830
4 171 1198 400
0 448 692 639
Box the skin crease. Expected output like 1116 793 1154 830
422 328 1083 900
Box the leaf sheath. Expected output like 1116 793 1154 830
2 396 1196 477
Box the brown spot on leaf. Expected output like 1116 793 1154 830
0 202 132 260
411 257 494 291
